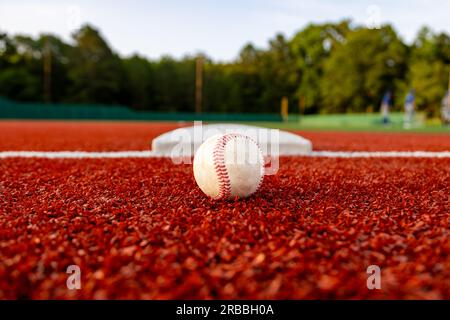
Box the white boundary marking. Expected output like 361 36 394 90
0 150 449 159
310 151 450 158
0 151 158 159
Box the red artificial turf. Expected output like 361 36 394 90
298 130 450 152
0 121 180 152
1 157 449 299
0 120 449 152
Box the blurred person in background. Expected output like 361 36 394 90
404 89 416 129
441 90 450 125
380 90 392 126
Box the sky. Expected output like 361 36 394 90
0 0 449 61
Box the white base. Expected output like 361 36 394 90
151 123 312 157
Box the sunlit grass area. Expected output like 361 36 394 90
243 113 450 133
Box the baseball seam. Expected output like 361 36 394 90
212 133 264 200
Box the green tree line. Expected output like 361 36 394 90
0 21 449 115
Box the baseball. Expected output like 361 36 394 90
193 133 265 200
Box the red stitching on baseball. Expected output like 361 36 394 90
212 133 264 200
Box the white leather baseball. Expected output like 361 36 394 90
193 133 265 200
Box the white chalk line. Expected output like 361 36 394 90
0 150 449 159
310 151 450 158
0 151 158 159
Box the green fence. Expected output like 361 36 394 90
0 97 282 122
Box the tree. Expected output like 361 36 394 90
36 34 73 103
258 34 297 113
409 27 450 116
123 55 154 110
151 55 196 112
67 25 125 104
290 21 350 113
203 62 247 113
230 43 265 113
0 34 41 101
322 25 408 113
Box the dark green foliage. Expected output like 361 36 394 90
123 55 154 110
151 56 196 112
67 25 125 104
409 27 450 116
322 25 408 113
290 21 351 113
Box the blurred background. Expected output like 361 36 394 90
0 0 449 127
